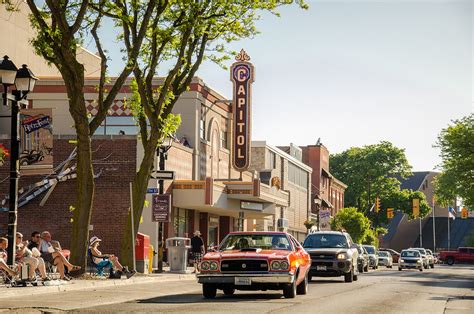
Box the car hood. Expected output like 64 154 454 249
304 248 348 255
205 250 290 260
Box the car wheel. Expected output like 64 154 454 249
364 265 369 272
398 267 402 271
296 273 308 295
344 268 354 283
353 272 358 281
223 287 235 296
308 275 312 282
431 264 434 269
419 267 423 272
358 265 363 273
203 284 217 299
447 257 455 265
283 280 297 298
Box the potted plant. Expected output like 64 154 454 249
0 144 9 166
304 219 315 230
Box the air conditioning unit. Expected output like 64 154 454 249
277 218 289 229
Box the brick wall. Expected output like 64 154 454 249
0 136 136 256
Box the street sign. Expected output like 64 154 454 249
151 170 175 180
152 194 171 222
413 199 419 218
147 188 159 194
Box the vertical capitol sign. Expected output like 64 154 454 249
230 49 255 172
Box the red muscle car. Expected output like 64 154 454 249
197 232 311 299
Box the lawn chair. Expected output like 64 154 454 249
88 249 112 277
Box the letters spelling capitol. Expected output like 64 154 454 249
230 49 255 172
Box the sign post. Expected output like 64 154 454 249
230 49 254 173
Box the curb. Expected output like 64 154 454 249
0 273 197 299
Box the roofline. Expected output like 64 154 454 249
252 141 313 173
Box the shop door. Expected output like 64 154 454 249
208 216 219 249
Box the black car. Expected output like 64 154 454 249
355 244 369 273
303 231 359 283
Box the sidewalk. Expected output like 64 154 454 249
0 268 196 299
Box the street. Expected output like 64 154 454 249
1 265 472 313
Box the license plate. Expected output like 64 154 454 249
316 265 327 271
235 277 251 285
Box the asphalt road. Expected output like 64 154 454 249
1 265 473 313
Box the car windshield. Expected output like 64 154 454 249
414 248 426 255
303 234 348 249
401 250 420 257
378 251 389 257
363 246 376 254
220 234 292 251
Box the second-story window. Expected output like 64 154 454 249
199 105 206 140
266 150 276 169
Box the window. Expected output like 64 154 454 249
220 130 228 149
266 150 276 169
288 162 308 189
199 105 206 140
173 208 190 237
94 116 138 135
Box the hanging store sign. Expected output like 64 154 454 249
152 194 171 222
20 108 53 175
230 49 254 172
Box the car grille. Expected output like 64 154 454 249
220 259 268 272
403 259 418 264
310 253 335 260
312 261 333 267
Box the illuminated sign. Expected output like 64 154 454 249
230 49 254 172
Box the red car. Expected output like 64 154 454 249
197 232 311 299
439 247 474 265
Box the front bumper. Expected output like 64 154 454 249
197 273 294 284
400 262 422 269
378 259 390 266
309 259 352 277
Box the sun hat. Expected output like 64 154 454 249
89 236 102 246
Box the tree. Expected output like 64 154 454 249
330 207 371 244
434 114 474 209
3 0 158 272
330 141 412 213
378 189 431 224
117 0 309 266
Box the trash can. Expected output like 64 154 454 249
166 237 191 273
135 233 150 274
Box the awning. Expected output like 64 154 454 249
321 168 333 179
321 198 334 209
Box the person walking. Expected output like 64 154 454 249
191 231 205 273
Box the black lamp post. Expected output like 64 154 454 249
156 137 173 272
314 196 322 231
0 56 38 265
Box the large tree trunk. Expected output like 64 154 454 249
62 61 94 273
120 132 160 267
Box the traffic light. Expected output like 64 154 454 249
375 197 380 212
387 208 394 219
412 199 420 218
461 207 469 219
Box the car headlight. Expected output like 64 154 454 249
201 260 219 271
200 261 210 270
209 261 219 271
271 260 289 271
417 260 422 263
399 259 404 263
337 253 347 260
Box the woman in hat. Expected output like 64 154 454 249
190 230 205 273
89 236 135 279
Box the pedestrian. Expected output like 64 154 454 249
191 231 205 273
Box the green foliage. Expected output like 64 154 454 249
378 189 431 223
434 114 474 209
330 207 371 244
330 141 412 213
362 230 379 247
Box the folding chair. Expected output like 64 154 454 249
88 249 112 277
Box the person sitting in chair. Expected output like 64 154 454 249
40 231 80 281
0 237 17 278
89 236 135 279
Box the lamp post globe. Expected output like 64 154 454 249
15 64 38 93
0 56 18 86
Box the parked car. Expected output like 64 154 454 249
399 249 424 271
303 231 359 283
379 248 400 263
377 251 393 268
439 247 474 265
355 244 369 273
363 245 379 269
410 248 430 269
197 232 311 299
425 249 435 268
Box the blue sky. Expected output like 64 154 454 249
93 0 473 171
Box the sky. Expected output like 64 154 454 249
96 0 473 172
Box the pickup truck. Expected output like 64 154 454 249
439 247 474 265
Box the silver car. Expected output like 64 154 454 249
377 251 393 268
410 248 430 269
399 250 423 271
363 245 379 270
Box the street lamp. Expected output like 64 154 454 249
314 196 322 231
0 55 38 266
156 136 174 272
